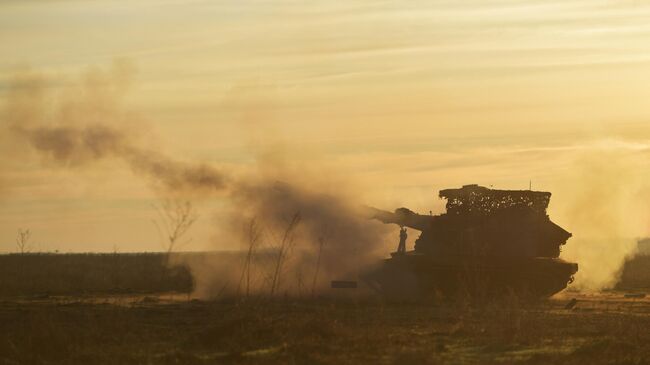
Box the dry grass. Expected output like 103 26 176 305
1 253 649 364
1 295 649 365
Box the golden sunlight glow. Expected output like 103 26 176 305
1 0 649 252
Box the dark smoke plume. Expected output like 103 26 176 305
14 124 228 195
3 68 227 195
233 181 387 274
2 65 392 297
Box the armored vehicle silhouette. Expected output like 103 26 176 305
365 184 578 299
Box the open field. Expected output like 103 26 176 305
0 253 193 297
1 292 650 365
0 253 649 364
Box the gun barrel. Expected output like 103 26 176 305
365 206 431 231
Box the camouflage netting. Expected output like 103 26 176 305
439 184 551 216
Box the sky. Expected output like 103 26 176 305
0 0 649 253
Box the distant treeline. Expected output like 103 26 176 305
0 252 649 297
0 252 193 297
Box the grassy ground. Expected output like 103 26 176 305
1 253 649 364
1 294 649 365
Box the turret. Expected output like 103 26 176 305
367 185 571 258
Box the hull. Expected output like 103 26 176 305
363 253 578 300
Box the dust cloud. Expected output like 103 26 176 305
208 168 391 297
185 178 392 298
553 147 650 291
1 65 392 297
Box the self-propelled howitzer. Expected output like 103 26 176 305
363 185 578 299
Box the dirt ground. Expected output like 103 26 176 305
1 290 649 365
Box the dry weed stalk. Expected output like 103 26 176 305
153 199 197 266
16 229 31 255
269 213 301 296
238 217 261 298
311 232 328 297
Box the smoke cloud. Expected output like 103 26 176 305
184 179 392 298
1 65 391 297
10 64 647 296
3 67 227 196
553 146 650 291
